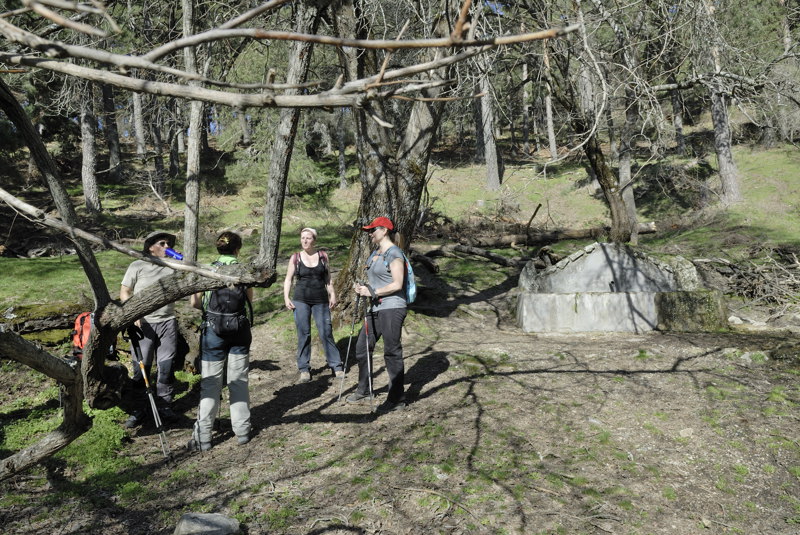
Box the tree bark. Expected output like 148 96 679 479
100 83 122 181
132 92 147 158
182 0 202 262
80 81 101 215
670 83 686 155
583 130 632 243
479 62 502 191
0 78 120 408
619 88 639 245
710 91 741 205
238 109 251 146
332 0 457 320
256 1 325 270
522 59 532 156
0 331 89 481
337 107 348 189
543 40 558 159
703 0 741 206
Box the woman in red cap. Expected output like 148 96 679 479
346 216 408 413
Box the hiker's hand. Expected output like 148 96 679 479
285 298 295 310
354 283 372 298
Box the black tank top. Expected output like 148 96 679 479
293 258 328 305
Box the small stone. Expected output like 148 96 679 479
173 512 240 535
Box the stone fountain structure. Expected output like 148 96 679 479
517 242 728 333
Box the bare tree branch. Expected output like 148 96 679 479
0 186 246 284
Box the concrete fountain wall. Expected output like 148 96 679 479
517 242 728 333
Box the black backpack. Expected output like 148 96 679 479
204 262 253 336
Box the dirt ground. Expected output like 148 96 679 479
3 285 800 535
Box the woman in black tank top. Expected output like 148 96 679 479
282 228 343 383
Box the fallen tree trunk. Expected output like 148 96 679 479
459 222 656 248
411 244 529 268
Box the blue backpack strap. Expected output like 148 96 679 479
382 245 403 269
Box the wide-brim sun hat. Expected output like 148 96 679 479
362 216 394 231
143 230 176 251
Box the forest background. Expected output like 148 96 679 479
1 0 800 533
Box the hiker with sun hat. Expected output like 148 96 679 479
120 230 181 429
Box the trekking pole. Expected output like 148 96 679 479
337 294 361 402
364 309 377 413
127 326 172 461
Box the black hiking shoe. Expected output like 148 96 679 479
377 400 407 413
345 392 373 404
158 406 178 422
122 410 145 429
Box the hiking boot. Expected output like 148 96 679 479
158 406 178 422
298 371 311 383
345 392 373 404
186 438 212 452
334 370 345 379
122 410 145 429
236 434 251 446
377 400 407 413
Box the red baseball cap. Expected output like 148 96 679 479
362 216 394 231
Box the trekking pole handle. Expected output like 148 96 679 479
138 360 153 389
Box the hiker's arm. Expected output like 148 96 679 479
246 287 254 303
283 259 296 309
120 285 133 302
326 276 337 309
120 284 142 326
355 258 404 298
384 257 405 295
189 292 203 310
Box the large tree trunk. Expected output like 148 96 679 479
332 0 456 319
150 113 166 196
543 40 558 159
670 83 686 156
100 83 122 182
0 78 117 407
0 332 89 481
478 62 502 191
182 0 202 262
473 96 484 162
619 89 639 245
521 60 532 156
132 92 147 158
584 131 632 243
238 109 251 146
703 0 741 206
183 105 203 259
710 91 741 205
337 107 348 189
80 82 101 216
256 1 325 270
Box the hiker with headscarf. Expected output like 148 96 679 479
120 230 181 427
283 227 344 383
346 217 408 413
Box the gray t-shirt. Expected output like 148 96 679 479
121 259 176 323
366 245 406 311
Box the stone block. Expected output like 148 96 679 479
655 290 728 332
